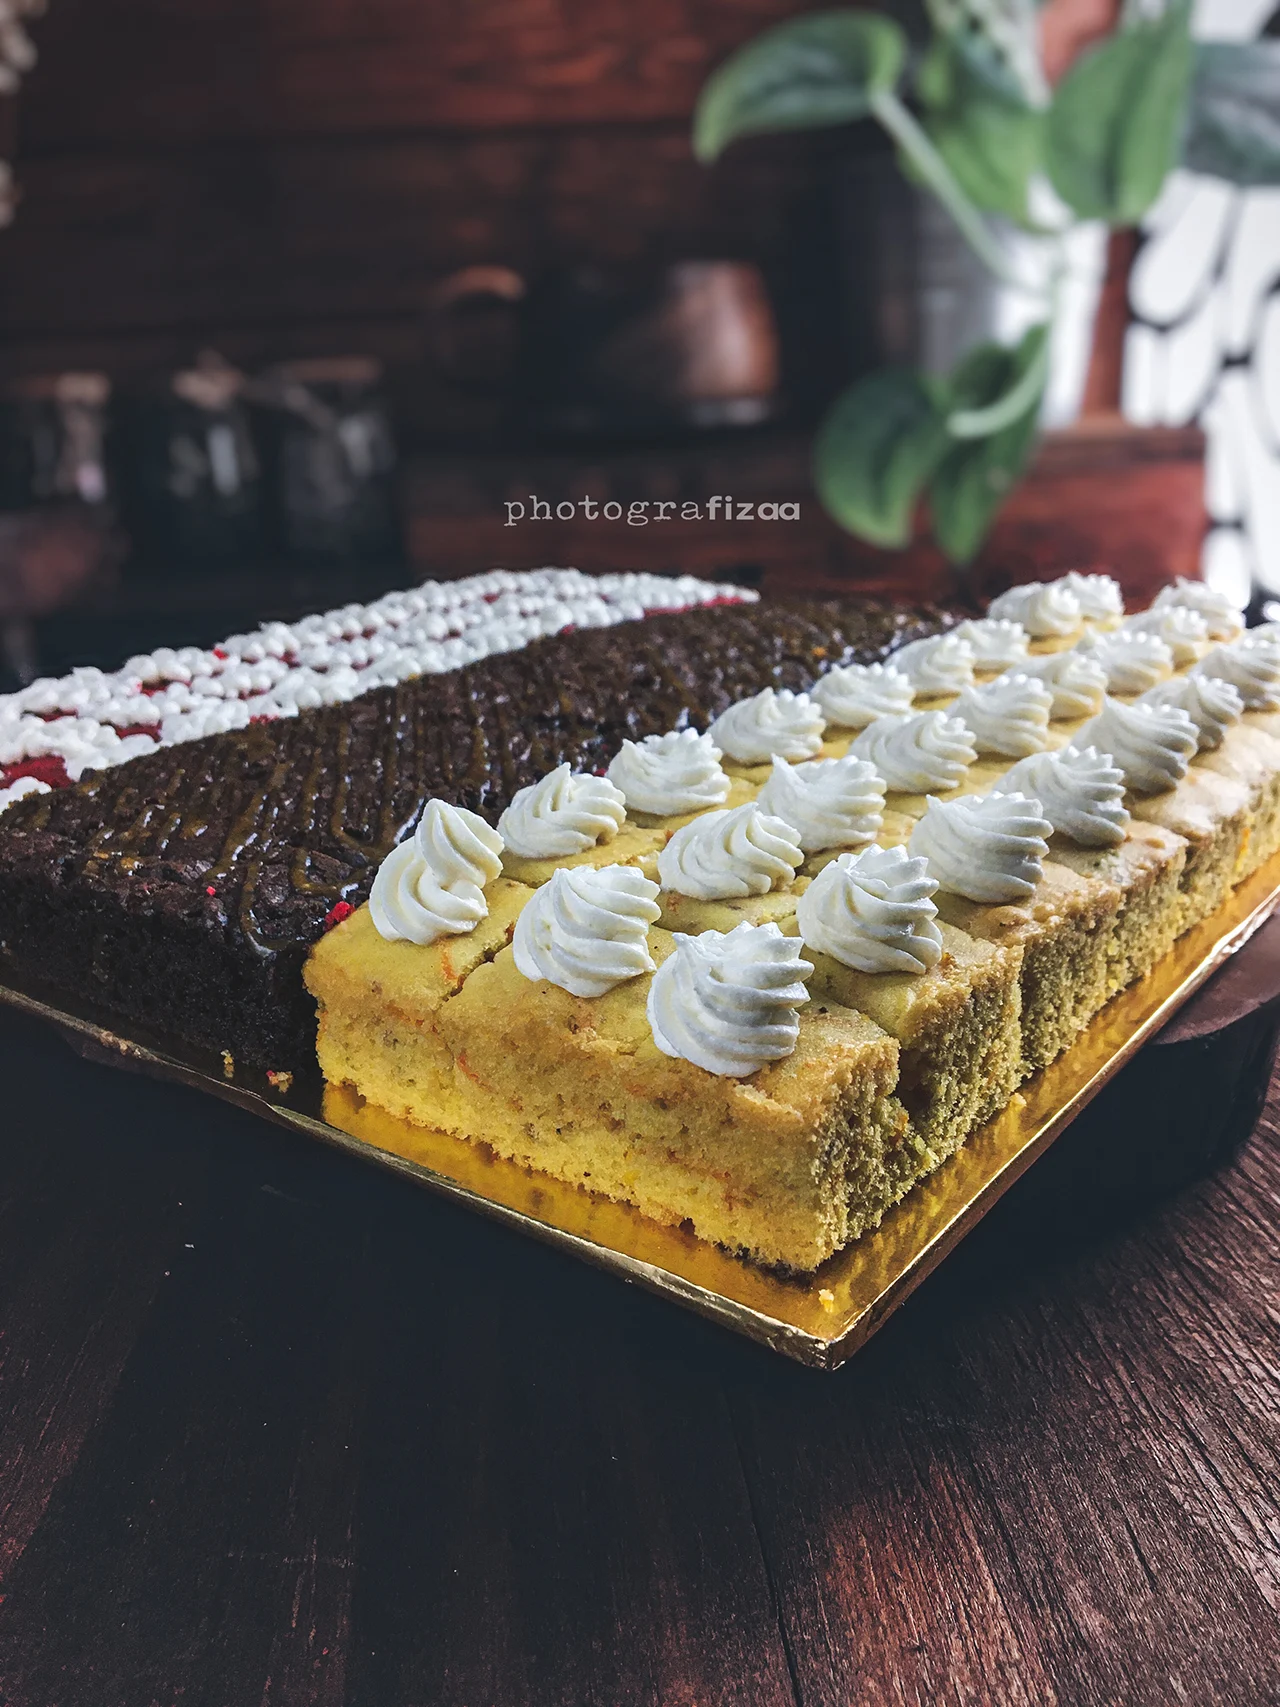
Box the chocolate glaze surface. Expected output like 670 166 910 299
0 597 953 1065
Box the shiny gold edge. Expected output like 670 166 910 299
5 848 1280 1370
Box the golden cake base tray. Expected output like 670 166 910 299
5 849 1280 1369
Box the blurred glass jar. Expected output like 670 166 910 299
0 373 120 681
0 372 111 511
251 358 401 565
116 362 266 570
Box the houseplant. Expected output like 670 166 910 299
695 2 1280 567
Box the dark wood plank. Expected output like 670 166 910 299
0 125 821 344
0 1014 796 1707
18 0 812 147
727 1107 1280 1706
0 1031 371 1707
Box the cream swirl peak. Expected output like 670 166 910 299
810 661 914 729
1060 571 1124 626
1152 577 1245 642
889 632 976 695
849 711 977 793
606 729 731 817
1000 746 1129 847
796 843 943 975
1141 673 1244 751
1080 697 1197 795
1197 635 1280 710
369 799 504 945
1121 605 1209 668
909 791 1051 903
1009 650 1107 721
657 803 803 900
1078 629 1174 695
512 864 660 998
987 581 1083 639
647 921 812 1078
952 673 1053 757
755 755 885 853
706 687 825 763
953 618 1030 672
497 763 627 858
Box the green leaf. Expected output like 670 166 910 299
915 34 1044 224
693 10 907 163
813 369 950 548
1183 41 1280 186
928 325 1048 564
1046 1 1193 222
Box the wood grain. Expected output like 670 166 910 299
18 0 813 145
0 966 1277 1704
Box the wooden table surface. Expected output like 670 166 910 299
1 993 1278 1707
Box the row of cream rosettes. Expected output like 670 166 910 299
368 791 1047 1080
360 571 1279 1079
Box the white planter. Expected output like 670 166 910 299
911 194 1109 427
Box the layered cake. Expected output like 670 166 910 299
297 572 1280 1269
6 567 1280 1274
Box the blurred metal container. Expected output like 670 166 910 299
116 361 266 570
0 373 118 684
251 357 401 565
0 372 111 511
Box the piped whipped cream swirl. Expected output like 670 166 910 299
796 844 943 975
1121 605 1209 667
953 618 1030 672
1000 747 1129 847
849 711 977 793
1141 673 1244 751
606 729 731 816
512 864 660 997
657 802 803 900
497 763 626 858
706 687 825 763
1197 635 1280 710
889 632 976 695
369 799 504 944
952 673 1052 757
909 791 1051 903
1079 697 1197 795
810 661 913 728
987 581 1083 639
1152 578 1245 642
1060 571 1124 626
1078 629 1174 695
756 754 885 853
647 921 812 1078
1009 650 1107 721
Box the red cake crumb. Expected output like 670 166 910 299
323 901 355 931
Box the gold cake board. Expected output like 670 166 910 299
5 849 1280 1369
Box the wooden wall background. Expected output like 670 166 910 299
0 0 1208 670
0 0 856 415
